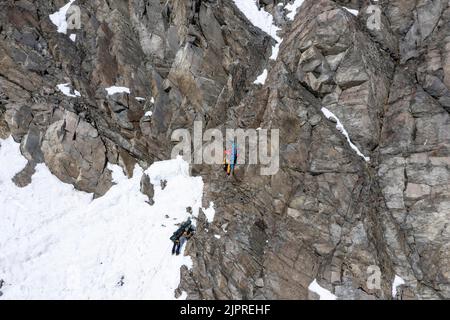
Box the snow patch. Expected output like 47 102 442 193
285 0 305 20
145 111 153 117
203 201 215 223
233 0 282 60
57 83 81 98
0 138 206 299
135 97 146 102
344 7 359 16
308 279 337 300
392 275 405 298
254 69 268 85
69 34 77 42
214 235 221 239
105 86 130 95
49 0 76 35
321 107 370 162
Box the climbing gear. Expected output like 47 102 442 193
170 218 192 242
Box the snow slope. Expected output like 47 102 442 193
233 0 282 60
0 136 213 299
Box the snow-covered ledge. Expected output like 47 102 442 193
0 136 213 299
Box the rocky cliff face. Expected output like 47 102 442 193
1 0 449 299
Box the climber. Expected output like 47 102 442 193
223 142 238 176
171 219 196 256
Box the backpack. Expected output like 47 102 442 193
170 219 192 241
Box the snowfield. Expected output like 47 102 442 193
0 136 213 299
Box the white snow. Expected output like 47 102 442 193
105 86 130 95
392 275 405 298
150 97 155 103
321 107 370 162
308 279 337 300
233 0 282 60
49 0 76 35
57 83 81 98
285 0 305 21
254 69 268 85
144 111 153 117
69 34 77 42
0 136 211 299
135 97 146 102
202 202 216 223
214 235 221 239
344 7 359 16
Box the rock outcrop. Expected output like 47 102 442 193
41 111 112 196
0 0 449 299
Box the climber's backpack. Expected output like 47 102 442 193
170 219 192 241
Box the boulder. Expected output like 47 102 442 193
41 111 112 196
4 104 32 141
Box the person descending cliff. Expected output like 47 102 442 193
223 143 238 177
170 218 196 256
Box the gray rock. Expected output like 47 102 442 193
4 104 32 141
0 112 10 139
12 161 36 188
20 123 44 163
41 111 112 196
255 278 264 288
140 173 155 205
